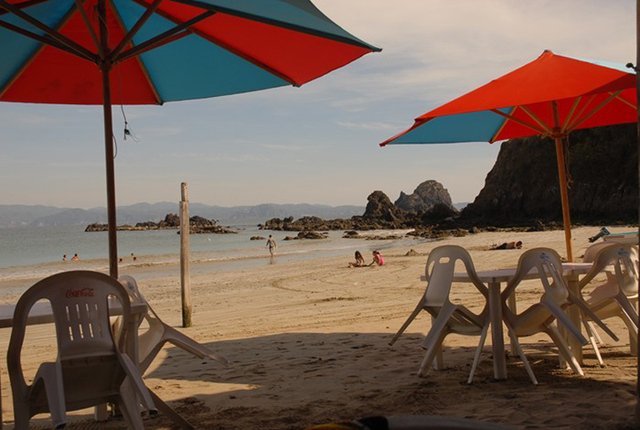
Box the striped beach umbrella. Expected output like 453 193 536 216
382 50 637 262
0 0 380 277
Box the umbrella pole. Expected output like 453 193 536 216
99 0 118 278
554 136 573 262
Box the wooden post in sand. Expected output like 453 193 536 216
180 182 192 327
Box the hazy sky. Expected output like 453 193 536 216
0 0 635 209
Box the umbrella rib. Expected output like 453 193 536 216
0 0 47 16
0 0 97 63
130 0 300 86
489 107 516 142
110 0 165 59
519 105 553 135
74 0 103 58
109 0 162 104
612 92 637 110
489 108 547 135
114 10 214 64
566 90 622 132
561 96 582 133
176 0 380 52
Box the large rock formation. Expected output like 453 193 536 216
461 123 638 225
395 180 456 213
363 190 406 222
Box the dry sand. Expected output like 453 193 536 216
0 226 637 429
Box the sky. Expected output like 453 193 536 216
0 0 635 209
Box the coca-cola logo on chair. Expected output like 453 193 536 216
65 288 95 298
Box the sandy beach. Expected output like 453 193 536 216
0 226 637 429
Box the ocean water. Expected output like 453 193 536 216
0 225 426 282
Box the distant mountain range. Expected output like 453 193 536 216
0 202 367 228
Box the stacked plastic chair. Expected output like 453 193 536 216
389 245 490 383
501 248 616 384
7 271 156 429
579 243 639 363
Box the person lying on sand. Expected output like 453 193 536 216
492 241 522 250
348 251 366 268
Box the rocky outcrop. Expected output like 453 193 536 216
86 213 236 234
395 180 456 214
260 216 353 231
461 123 638 225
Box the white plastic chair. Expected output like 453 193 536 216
389 245 489 383
116 276 229 430
501 248 616 384
578 243 639 362
118 275 229 372
7 271 156 429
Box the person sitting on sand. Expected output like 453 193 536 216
71 253 80 261
369 250 384 266
492 241 522 250
348 251 366 268
62 254 67 262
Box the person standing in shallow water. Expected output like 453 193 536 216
266 235 277 256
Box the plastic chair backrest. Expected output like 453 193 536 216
504 248 568 303
581 243 639 296
424 245 487 306
583 242 615 263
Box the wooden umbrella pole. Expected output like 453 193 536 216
554 136 573 262
99 0 118 278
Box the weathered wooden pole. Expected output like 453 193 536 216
180 182 192 327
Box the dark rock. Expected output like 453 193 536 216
363 191 405 222
461 123 638 225
250 236 265 241
297 230 328 240
343 230 360 239
406 249 420 256
87 213 236 234
422 202 458 223
395 180 456 214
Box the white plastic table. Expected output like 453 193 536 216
450 262 593 380
0 299 147 428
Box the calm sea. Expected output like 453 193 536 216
0 225 425 282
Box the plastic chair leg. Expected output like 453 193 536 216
586 321 604 344
583 320 604 366
547 325 584 376
503 321 537 385
149 390 195 430
467 322 489 384
418 329 448 377
541 298 588 345
118 381 145 430
164 326 229 366
389 299 425 346
36 362 66 429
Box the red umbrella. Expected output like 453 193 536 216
382 50 637 261
0 0 380 277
